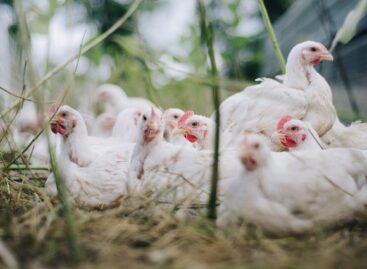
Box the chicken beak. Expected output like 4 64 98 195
50 118 60 134
270 131 285 145
172 127 187 135
144 122 160 142
50 117 68 135
320 51 333 61
240 150 257 171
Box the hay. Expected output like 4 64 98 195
1 170 367 269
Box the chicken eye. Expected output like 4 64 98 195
61 112 67 117
291 126 298 131
310 47 317 52
173 115 179 119
142 115 147 121
191 122 198 127
253 143 260 149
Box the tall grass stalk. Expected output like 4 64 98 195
29 23 87 263
198 0 221 220
14 0 39 86
258 0 286 74
0 0 142 120
6 165 49 171
48 144 81 261
41 29 88 263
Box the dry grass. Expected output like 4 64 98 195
0 172 366 269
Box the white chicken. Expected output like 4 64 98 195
112 107 142 143
8 101 40 151
45 105 136 206
321 117 367 149
175 111 214 150
14 101 40 134
271 115 324 151
163 108 184 134
218 134 367 234
45 146 136 206
29 132 60 166
46 104 130 167
162 108 190 146
95 83 155 114
216 41 336 150
128 107 240 203
91 112 116 138
0 102 56 166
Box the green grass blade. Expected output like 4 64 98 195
258 0 286 74
198 0 221 220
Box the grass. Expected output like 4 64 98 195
1 175 367 269
198 0 221 219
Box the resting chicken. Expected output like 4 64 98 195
216 41 336 150
218 134 367 234
95 83 155 114
128 107 240 204
322 117 367 149
45 104 136 206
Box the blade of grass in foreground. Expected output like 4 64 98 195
198 0 221 220
41 20 88 263
48 144 81 262
258 0 286 74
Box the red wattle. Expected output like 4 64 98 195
50 121 66 135
184 133 198 143
311 57 321 65
57 125 66 135
281 137 297 148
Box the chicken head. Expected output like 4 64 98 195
163 108 185 132
240 134 271 171
49 105 79 136
175 111 210 144
138 107 163 144
296 41 333 65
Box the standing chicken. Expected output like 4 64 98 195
217 41 336 150
95 84 155 114
218 134 367 233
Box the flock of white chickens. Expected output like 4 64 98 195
4 40 367 234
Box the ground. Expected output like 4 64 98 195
0 173 367 269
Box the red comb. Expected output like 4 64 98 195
277 115 293 130
178 111 194 128
47 101 60 116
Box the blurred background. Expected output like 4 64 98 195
0 0 366 119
